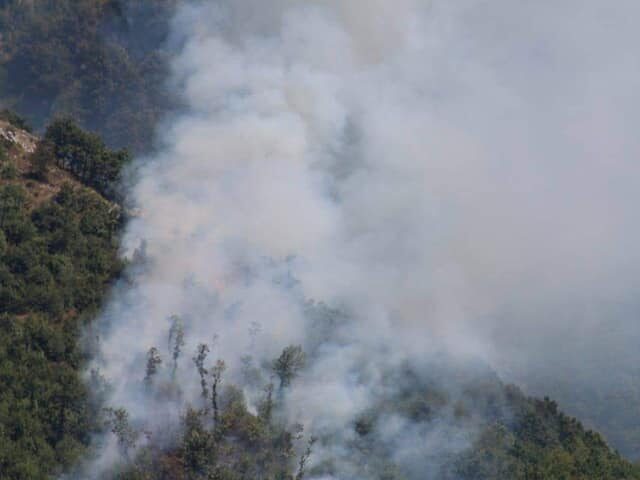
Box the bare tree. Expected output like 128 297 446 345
192 343 210 402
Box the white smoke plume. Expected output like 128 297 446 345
85 0 640 476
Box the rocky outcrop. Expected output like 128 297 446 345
0 119 36 153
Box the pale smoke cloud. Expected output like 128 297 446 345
87 0 640 476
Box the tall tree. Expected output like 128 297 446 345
144 346 162 387
273 345 305 390
211 359 226 426
192 343 209 402
168 314 185 378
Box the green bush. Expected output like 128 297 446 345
45 118 131 200
0 179 123 478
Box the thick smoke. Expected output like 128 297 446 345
87 0 640 475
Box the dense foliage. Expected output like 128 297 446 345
452 393 640 480
0 123 124 479
0 0 177 152
43 117 131 200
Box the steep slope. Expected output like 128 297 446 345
97 357 640 480
0 115 124 479
0 117 639 480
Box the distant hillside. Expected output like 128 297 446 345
0 0 178 152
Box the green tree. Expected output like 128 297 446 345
211 360 226 426
168 315 185 377
44 117 130 200
104 408 139 459
272 345 306 390
193 343 210 402
144 347 162 387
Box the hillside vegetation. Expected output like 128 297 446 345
0 114 124 479
95 340 640 480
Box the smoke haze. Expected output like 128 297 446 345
87 0 640 475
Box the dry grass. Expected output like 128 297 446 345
0 120 84 208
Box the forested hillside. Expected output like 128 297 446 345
0 0 177 152
0 113 124 478
106 352 640 480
